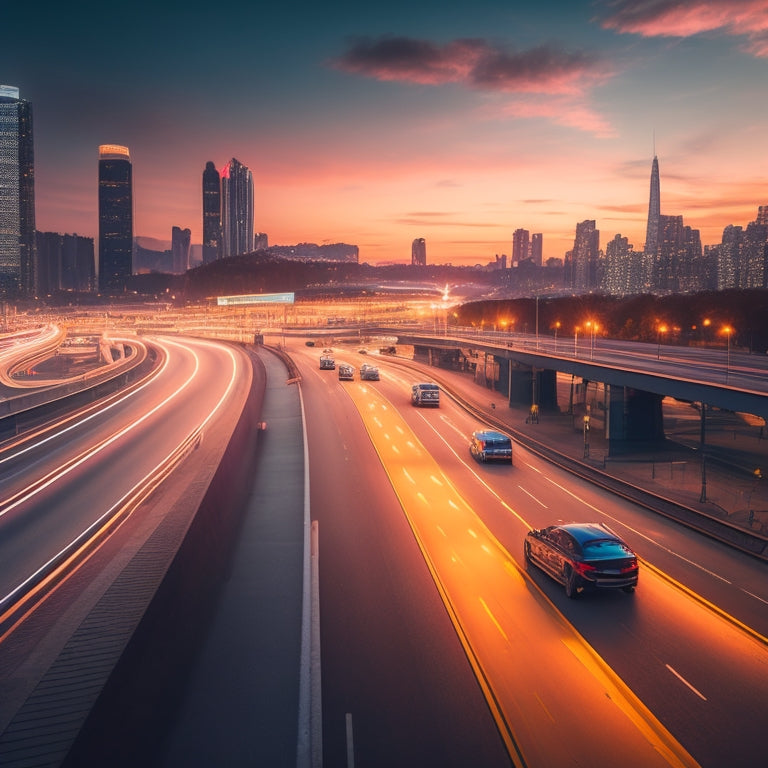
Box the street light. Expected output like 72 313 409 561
574 326 580 357
657 324 667 359
722 325 733 382
585 320 598 360
554 321 561 352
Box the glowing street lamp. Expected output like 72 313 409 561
554 321 561 352
657 324 668 359
722 325 733 382
585 320 598 360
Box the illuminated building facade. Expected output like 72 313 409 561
221 157 253 259
569 220 599 291
202 161 221 263
98 144 133 292
0 85 36 297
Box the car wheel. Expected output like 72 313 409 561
564 566 579 599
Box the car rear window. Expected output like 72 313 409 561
582 539 632 558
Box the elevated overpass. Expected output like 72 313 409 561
368 326 768 455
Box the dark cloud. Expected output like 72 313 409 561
331 36 611 94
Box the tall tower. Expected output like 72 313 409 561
571 220 600 291
645 154 661 256
202 161 221 264
171 226 191 273
411 237 426 265
512 228 529 265
98 144 133 292
0 85 36 298
221 158 253 259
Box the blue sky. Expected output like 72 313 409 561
3 0 768 265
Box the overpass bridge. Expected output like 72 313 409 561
368 325 768 456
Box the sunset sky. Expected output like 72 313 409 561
3 0 768 266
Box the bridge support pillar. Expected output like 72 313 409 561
607 386 665 455
504 362 558 409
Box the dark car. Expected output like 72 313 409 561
524 523 638 598
470 430 512 463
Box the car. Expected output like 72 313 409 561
524 523 638 598
319 355 335 370
338 363 354 380
411 382 440 407
360 363 380 381
305 340 315 347
470 430 512 463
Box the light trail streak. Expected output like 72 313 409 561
0 337 244 615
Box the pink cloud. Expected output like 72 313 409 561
497 96 617 138
600 0 768 56
331 37 612 95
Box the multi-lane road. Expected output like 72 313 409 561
292 341 767 768
0 336 253 763
1 330 766 767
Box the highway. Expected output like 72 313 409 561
1 329 765 767
0 336 253 754
290 341 768 768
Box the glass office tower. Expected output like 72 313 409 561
0 85 36 298
98 144 133 292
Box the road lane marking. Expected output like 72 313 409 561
517 485 548 508
665 665 707 701
480 597 508 641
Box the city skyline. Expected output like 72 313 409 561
2 1 768 267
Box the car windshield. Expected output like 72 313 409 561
581 539 632 558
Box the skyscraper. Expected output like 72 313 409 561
530 233 543 267
171 226 191 273
570 220 600 291
411 237 426 265
202 161 221 264
645 155 661 256
98 145 133 292
221 158 253 259
512 228 529 266
0 85 36 298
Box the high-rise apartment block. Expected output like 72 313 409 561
569 220 600 291
171 226 191 273
512 229 529 266
202 161 221 264
411 238 426 265
36 231 94 294
0 85 36 298
530 233 543 267
221 158 253 259
98 144 133 292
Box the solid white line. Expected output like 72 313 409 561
517 485 548 508
666 664 707 701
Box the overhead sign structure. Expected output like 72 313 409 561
216 292 295 306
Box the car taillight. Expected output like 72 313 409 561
620 560 638 573
573 561 597 576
